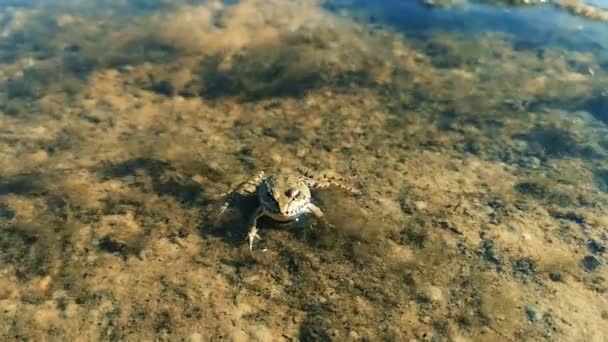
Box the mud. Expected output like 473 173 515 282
0 0 607 341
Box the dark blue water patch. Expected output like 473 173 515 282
593 169 608 193
582 92 608 124
0 202 15 219
323 0 608 53
0 0 40 7
0 0 207 21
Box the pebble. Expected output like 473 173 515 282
587 239 605 255
425 286 444 304
36 275 52 293
189 333 203 342
348 330 360 339
117 64 134 72
414 201 427 211
581 255 600 271
549 272 563 282
524 306 538 322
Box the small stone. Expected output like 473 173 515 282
117 64 133 72
36 275 52 293
191 174 205 184
548 272 563 282
425 286 444 304
525 306 538 322
582 255 601 271
189 333 203 342
587 239 605 255
414 201 427 211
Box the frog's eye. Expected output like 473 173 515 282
295 190 304 200
285 189 300 199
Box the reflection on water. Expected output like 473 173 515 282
1 0 607 340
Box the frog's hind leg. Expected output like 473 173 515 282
297 167 361 195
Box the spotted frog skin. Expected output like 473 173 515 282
218 169 360 251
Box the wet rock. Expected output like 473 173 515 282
587 239 606 256
581 255 601 272
117 64 134 72
555 1 608 22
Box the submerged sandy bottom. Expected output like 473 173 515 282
0 1 607 341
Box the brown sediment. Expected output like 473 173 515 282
0 0 607 341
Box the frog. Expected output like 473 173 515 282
217 169 361 251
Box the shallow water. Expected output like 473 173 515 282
1 0 607 341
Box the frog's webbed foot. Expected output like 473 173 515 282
246 207 265 251
247 226 262 251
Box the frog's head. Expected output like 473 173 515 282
259 174 311 219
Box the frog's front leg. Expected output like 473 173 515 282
247 207 265 251
218 171 266 216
